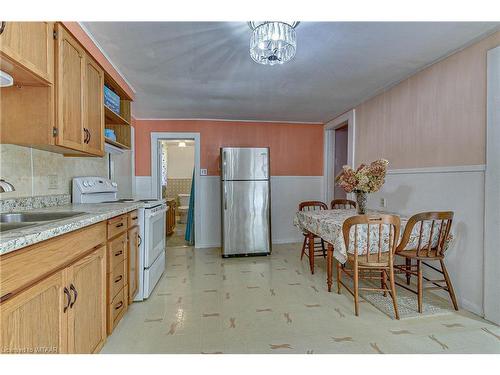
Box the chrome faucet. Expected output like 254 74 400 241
0 179 15 193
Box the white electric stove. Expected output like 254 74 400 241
72 176 167 301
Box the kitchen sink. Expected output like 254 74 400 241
0 211 86 223
0 222 38 233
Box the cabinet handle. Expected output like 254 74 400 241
69 283 78 308
87 130 91 144
132 216 138 220
115 301 123 310
63 287 71 313
138 234 142 246
116 223 124 228
0 22 5 35
114 275 123 283
83 128 88 144
115 250 123 256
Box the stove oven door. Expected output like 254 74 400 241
143 205 167 268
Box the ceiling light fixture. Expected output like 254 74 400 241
0 70 14 87
248 21 299 66
178 141 186 148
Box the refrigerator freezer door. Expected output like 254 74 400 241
221 147 269 181
222 180 271 256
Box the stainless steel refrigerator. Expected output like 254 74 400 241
220 147 271 257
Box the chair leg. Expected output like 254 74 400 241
388 267 400 320
336 260 342 294
382 270 387 297
308 233 315 274
417 260 423 313
440 259 459 311
300 236 307 260
353 261 359 316
405 258 411 285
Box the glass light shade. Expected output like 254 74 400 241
178 141 186 148
250 22 297 66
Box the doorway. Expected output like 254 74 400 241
159 139 195 247
324 109 356 204
151 132 201 249
333 124 348 199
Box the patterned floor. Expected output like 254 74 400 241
101 243 500 354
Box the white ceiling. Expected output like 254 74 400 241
83 22 499 123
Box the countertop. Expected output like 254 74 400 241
0 202 145 256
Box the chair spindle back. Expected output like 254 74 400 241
298 201 328 212
331 199 356 210
396 212 454 257
342 215 401 264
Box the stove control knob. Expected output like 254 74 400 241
83 181 90 187
111 182 117 187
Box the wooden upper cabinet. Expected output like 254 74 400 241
0 21 54 85
66 246 107 354
0 271 68 354
55 23 86 153
84 56 105 156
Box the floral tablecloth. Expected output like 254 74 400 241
294 209 448 264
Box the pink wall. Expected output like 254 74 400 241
134 120 324 176
354 30 500 169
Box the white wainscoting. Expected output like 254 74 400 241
367 166 486 316
135 175 324 248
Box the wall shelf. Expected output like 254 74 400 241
105 137 130 150
104 106 130 126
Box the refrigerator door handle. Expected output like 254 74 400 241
222 150 227 180
224 185 227 210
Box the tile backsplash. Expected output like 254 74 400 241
0 144 108 199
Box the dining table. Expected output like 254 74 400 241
293 208 447 292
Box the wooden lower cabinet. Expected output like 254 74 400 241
66 245 107 354
128 225 139 304
0 271 67 354
0 245 106 354
106 213 129 335
166 199 176 236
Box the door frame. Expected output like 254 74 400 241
150 132 201 247
323 109 356 204
484 46 500 325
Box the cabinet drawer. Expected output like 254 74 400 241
108 286 128 334
107 215 128 239
128 210 139 227
108 261 126 300
107 233 127 272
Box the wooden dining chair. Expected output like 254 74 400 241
337 214 401 319
394 211 457 313
298 201 328 274
331 199 356 209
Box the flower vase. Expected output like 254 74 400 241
355 191 367 214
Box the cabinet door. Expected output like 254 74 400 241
128 226 139 303
0 271 68 354
0 21 54 84
66 246 107 354
84 56 105 156
55 24 86 152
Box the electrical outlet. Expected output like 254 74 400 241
200 168 208 176
48 175 58 190
380 197 387 208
